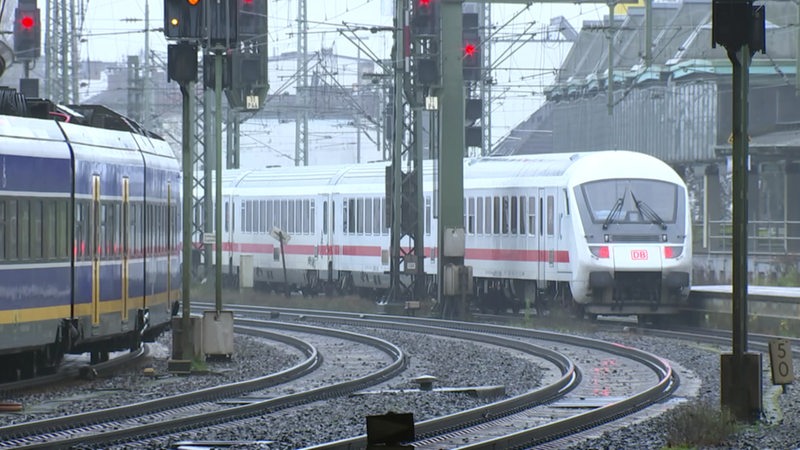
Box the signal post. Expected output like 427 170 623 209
164 0 245 367
164 0 203 370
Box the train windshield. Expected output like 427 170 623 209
580 179 678 225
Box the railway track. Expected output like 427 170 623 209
0 347 147 395
200 304 679 449
0 322 403 449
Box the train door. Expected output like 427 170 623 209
91 175 101 326
536 188 546 285
546 190 557 269
224 195 236 273
321 195 334 289
122 178 129 322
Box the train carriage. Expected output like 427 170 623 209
0 100 180 378
215 150 692 317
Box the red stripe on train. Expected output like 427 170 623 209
212 242 568 263
466 248 570 263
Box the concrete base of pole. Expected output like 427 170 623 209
721 352 763 422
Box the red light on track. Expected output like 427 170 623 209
20 15 35 29
464 42 476 57
419 0 430 6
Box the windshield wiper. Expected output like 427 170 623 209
602 194 625 230
631 191 667 230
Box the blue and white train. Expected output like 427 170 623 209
214 150 692 318
0 98 180 379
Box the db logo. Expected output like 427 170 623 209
631 249 648 260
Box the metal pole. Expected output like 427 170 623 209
180 80 195 360
215 47 224 314
645 0 652 67
607 1 614 115
438 0 465 319
731 44 750 358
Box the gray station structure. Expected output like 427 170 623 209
492 0 800 285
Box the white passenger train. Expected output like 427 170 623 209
212 151 692 317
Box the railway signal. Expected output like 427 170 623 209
462 12 480 81
163 0 204 40
411 0 440 88
14 0 41 60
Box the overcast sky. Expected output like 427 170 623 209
78 0 611 64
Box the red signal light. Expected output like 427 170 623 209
419 0 430 6
20 15 35 29
464 42 476 58
243 0 253 3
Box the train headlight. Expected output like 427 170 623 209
664 246 683 258
589 246 610 258
662 234 668 242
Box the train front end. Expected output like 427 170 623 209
569 153 692 316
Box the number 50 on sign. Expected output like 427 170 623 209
768 339 795 385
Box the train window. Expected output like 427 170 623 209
425 196 432 235
372 197 380 235
348 199 356 234
29 201 42 260
356 198 364 235
303 199 311 234
493 196 501 235
145 204 152 255
108 203 116 256
224 201 229 233
467 197 475 235
58 201 69 258
266 200 273 230
255 200 261 233
365 198 373 235
122 201 129 256
296 199 303 234
343 199 349 234
323 201 328 234
130 203 138 257
463 198 466 232
115 203 122 255
281 200 289 233
547 195 555 236
8 200 17 259
19 200 30 260
519 196 526 235
476 197 484 234
252 200 259 233
0 200 5 260
260 200 267 233
242 201 248 233
44 201 55 259
288 200 296 234
528 197 536 236
310 200 315 234
380 198 387 235
484 197 492 235
510 196 518 234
